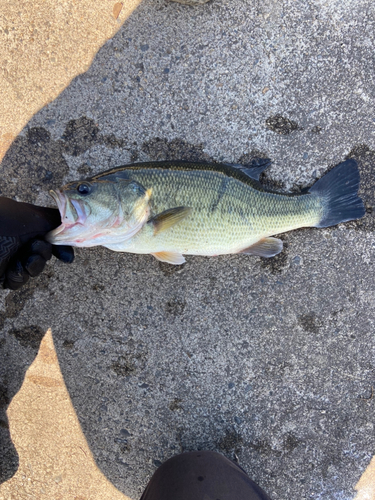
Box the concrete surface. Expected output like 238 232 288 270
0 0 142 161
1 0 375 499
0 330 130 500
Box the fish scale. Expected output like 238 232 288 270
92 163 321 256
47 159 365 264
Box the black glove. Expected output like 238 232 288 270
0 197 74 290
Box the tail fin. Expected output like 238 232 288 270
309 159 365 228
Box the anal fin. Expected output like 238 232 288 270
151 251 186 265
240 237 283 258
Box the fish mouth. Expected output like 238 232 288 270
70 199 88 225
49 190 88 226
47 190 89 244
49 189 67 220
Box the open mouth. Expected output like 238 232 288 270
47 190 89 245
49 190 88 226
49 189 67 220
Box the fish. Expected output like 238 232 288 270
46 158 365 265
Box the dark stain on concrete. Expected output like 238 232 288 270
111 356 136 377
77 163 93 176
119 442 132 454
140 137 212 163
158 261 185 276
165 298 186 316
62 117 99 157
311 126 322 134
101 133 126 149
4 285 37 319
260 236 289 274
248 439 282 458
92 283 105 292
283 433 302 453
298 312 321 334
169 398 183 411
0 127 69 202
61 117 124 158
0 116 128 202
259 174 286 193
9 325 45 350
265 114 299 135
217 429 243 455
1 268 53 322
27 127 51 145
62 339 75 350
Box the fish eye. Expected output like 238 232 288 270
77 183 91 195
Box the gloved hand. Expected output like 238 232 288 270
0 197 74 290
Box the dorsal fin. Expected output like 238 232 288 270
90 159 274 191
224 158 272 181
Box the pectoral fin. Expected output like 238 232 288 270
148 207 192 235
240 237 283 258
151 251 186 265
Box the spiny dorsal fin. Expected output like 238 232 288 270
240 237 283 258
148 207 192 235
224 158 272 181
151 251 186 265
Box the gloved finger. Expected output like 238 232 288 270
13 239 51 278
0 198 61 238
24 254 47 277
0 236 20 276
52 245 75 264
4 259 30 290
28 239 53 261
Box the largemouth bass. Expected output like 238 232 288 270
47 159 365 264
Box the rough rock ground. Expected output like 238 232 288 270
1 1 375 499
